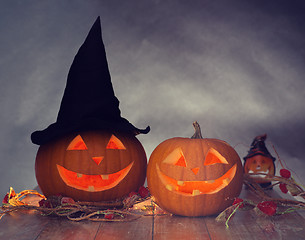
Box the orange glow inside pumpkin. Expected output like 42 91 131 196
204 148 228 165
92 156 104 165
57 162 133 192
56 134 132 192
157 164 236 195
163 148 187 167
158 147 236 195
67 134 126 151
176 156 187 167
106 135 126 149
191 167 199 175
67 135 88 150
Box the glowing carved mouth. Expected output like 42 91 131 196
156 164 237 195
57 162 133 192
248 169 269 178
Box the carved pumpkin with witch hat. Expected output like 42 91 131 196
31 17 149 202
243 134 276 188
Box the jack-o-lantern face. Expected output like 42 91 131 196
147 123 243 217
156 147 237 196
35 131 147 201
244 155 275 183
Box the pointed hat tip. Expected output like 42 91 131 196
91 16 101 31
95 16 101 23
30 16 150 145
243 133 275 161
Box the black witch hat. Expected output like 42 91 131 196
243 134 276 162
31 17 149 145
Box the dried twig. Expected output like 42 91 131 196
1 187 150 222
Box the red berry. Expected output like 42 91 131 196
39 199 52 208
138 186 149 198
257 201 277 216
279 183 288 194
128 191 138 198
233 198 244 208
280 169 291 179
2 194 9 204
61 197 75 205
104 213 114 219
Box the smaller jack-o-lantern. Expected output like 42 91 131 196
35 131 147 202
243 134 276 188
147 122 243 217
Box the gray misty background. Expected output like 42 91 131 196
1 0 305 197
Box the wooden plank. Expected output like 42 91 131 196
95 216 153 240
94 198 153 239
0 210 49 240
1 186 304 240
253 212 305 240
204 187 305 240
0 189 100 240
153 215 210 240
0 193 49 240
35 217 100 240
152 186 264 240
253 189 305 239
204 209 269 240
152 186 305 240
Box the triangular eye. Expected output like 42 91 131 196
67 135 88 150
204 148 228 165
106 135 126 150
163 148 187 167
175 155 187 167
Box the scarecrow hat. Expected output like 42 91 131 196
243 134 276 161
31 17 149 145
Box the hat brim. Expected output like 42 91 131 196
243 151 276 162
31 118 150 145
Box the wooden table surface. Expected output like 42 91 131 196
1 187 304 240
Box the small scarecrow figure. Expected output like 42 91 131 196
243 134 276 188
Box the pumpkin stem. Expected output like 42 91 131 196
191 121 203 139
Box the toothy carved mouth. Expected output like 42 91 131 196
57 162 133 192
248 169 269 178
156 164 237 195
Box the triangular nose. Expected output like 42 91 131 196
92 156 104 165
191 167 199 175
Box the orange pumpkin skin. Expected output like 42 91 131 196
244 155 275 183
35 130 147 202
147 124 243 217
